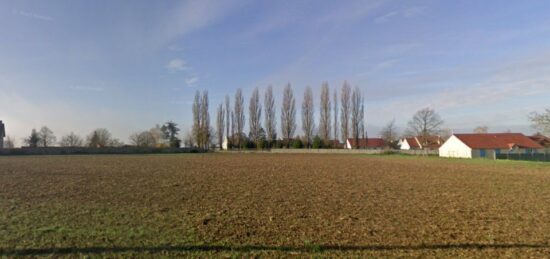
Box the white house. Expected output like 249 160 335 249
439 133 544 159
222 136 230 150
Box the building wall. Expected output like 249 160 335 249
472 148 543 159
400 139 411 150
439 135 472 158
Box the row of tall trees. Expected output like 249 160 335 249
192 91 211 149
213 81 366 149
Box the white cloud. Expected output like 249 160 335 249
375 6 426 24
12 9 53 21
185 76 199 86
70 85 104 92
316 0 387 25
157 0 247 47
166 58 188 72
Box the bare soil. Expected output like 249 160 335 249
1 154 550 257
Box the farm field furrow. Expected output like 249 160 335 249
1 154 550 257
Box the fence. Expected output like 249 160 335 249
496 152 550 162
0 147 205 156
218 149 439 156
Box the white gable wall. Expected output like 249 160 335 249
439 135 472 158
400 139 411 150
345 139 352 149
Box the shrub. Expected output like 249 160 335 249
312 135 322 149
292 139 303 149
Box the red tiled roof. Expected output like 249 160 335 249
347 138 385 148
454 133 543 149
405 137 420 148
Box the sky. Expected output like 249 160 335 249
1 0 550 145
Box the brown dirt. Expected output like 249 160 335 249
1 153 550 257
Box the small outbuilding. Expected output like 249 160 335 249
399 135 443 150
529 134 550 148
345 138 385 149
439 133 544 159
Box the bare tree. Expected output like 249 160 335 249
407 107 444 146
191 91 211 149
38 126 56 147
129 131 156 147
249 87 262 144
380 119 399 149
350 87 363 149
473 126 489 134
529 108 550 135
231 111 235 148
200 90 211 149
149 125 165 147
319 82 331 145
60 132 84 147
234 88 245 149
281 83 296 148
264 85 276 147
183 130 195 148
302 86 315 148
216 103 225 149
4 135 15 148
360 94 366 147
225 95 231 143
333 88 338 144
340 81 351 143
87 128 113 148
192 91 201 148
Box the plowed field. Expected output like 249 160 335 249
1 154 550 257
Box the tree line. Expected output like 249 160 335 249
18 122 183 149
6 85 550 149
199 81 371 150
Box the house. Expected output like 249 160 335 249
529 134 550 148
345 138 385 149
0 120 4 149
399 135 443 150
439 133 544 159
327 139 343 149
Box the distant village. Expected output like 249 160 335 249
1 83 549 161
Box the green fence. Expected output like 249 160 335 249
496 153 550 162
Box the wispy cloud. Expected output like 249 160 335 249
375 6 426 23
12 9 53 21
157 0 248 47
166 58 188 72
185 76 199 86
70 85 104 92
316 0 387 25
356 59 399 78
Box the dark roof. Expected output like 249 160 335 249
454 133 543 149
529 134 550 147
347 138 385 148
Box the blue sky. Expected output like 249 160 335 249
1 0 550 144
